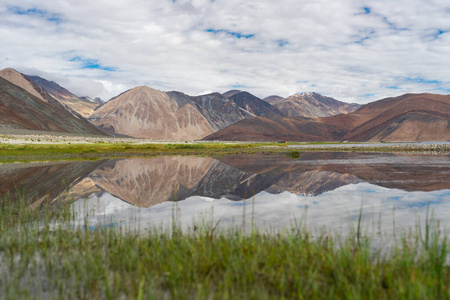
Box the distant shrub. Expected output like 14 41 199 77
288 151 300 158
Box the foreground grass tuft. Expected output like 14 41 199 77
0 198 449 299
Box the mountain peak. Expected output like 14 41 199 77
0 67 20 75
298 92 316 97
0 68 46 101
222 89 242 98
272 93 362 118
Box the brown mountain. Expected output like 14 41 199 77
27 75 100 117
342 93 450 142
89 87 248 140
0 68 100 118
222 89 242 98
204 114 349 141
269 92 362 118
226 91 284 117
204 93 450 142
0 76 106 135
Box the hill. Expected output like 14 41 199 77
205 93 450 142
0 68 100 117
269 92 362 118
342 93 450 142
226 91 284 117
0 77 106 135
88 87 248 140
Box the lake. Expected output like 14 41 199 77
1 152 449 237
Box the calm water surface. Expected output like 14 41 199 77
1 152 449 236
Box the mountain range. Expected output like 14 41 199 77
88 87 249 139
205 93 450 142
0 75 105 135
0 67 449 142
265 92 362 118
0 68 100 118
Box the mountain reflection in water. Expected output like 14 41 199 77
1 153 449 233
1 153 449 207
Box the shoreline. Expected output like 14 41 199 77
0 133 449 162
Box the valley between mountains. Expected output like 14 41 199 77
1 67 449 142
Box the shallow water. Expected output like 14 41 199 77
1 152 449 236
288 141 450 148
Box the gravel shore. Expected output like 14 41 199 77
0 129 188 145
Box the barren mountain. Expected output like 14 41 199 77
89 87 248 139
222 89 242 98
0 68 100 117
204 114 349 141
0 68 45 100
342 93 450 142
270 92 362 118
226 91 284 117
205 93 450 142
27 75 100 117
0 76 106 135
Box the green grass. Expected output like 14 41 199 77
0 142 285 162
1 197 450 299
1 141 449 163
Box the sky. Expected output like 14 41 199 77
1 0 450 103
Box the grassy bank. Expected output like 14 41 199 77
1 141 449 162
0 142 284 162
1 199 449 299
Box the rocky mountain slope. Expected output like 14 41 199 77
205 93 450 142
267 92 362 118
0 76 106 135
0 68 100 117
204 114 349 141
27 75 100 117
341 93 450 142
224 90 284 117
89 87 248 139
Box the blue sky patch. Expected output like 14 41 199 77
70 57 116 72
277 39 289 47
353 30 375 44
430 29 448 39
8 6 62 24
405 77 440 85
206 29 255 39
402 77 450 92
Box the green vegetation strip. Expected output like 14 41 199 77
0 142 285 161
1 142 449 162
1 199 449 299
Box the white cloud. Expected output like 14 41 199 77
1 0 449 103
